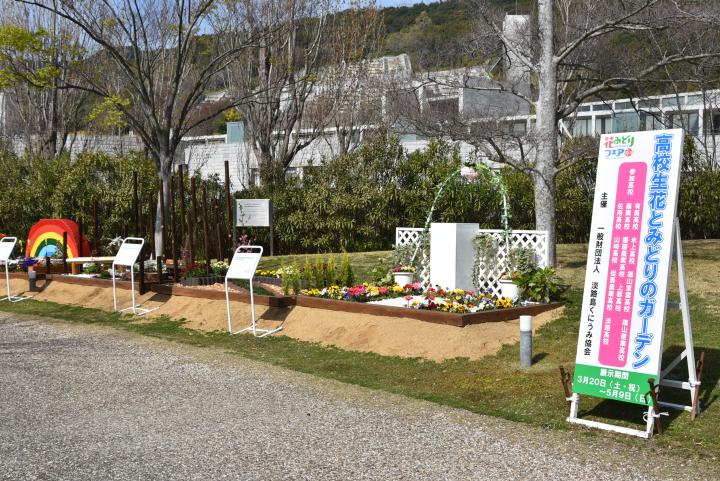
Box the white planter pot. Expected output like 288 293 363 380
393 272 414 287
499 279 519 299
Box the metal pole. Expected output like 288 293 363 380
520 315 532 368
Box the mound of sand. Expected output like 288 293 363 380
4 278 563 362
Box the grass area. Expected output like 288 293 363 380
1 240 718 461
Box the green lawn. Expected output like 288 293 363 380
1 241 718 462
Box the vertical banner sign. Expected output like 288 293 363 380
573 129 684 406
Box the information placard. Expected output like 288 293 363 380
114 238 143 267
573 129 683 406
0 237 16 262
236 199 271 227
226 249 262 280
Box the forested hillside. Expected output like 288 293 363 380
380 0 531 69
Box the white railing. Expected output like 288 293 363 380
395 227 549 295
395 227 430 287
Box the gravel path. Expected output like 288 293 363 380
0 313 710 480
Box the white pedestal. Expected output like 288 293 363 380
429 223 478 291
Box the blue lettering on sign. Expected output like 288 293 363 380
633 133 673 369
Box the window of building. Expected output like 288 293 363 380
572 117 591 137
614 101 633 110
704 111 720 134
669 112 699 135
686 94 703 106
639 98 660 108
612 112 640 132
594 116 612 134
641 113 664 131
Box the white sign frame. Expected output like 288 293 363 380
567 130 699 438
225 245 281 338
0 237 31 303
112 237 157 316
235 199 271 227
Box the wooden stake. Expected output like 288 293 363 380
62 231 68 273
133 172 139 237
159 178 166 258
214 197 223 262
138 189 145 295
93 199 100 255
691 351 706 420
202 186 211 275
559 365 572 403
148 191 156 260
190 177 198 266
224 160 233 258
648 378 662 435
170 175 179 281
178 164 186 246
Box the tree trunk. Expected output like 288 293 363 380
155 155 172 257
535 0 558 266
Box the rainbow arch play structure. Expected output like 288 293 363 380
26 219 90 258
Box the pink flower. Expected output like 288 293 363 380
404 295 413 301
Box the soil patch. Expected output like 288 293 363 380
5 278 564 362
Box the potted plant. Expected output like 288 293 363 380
391 243 417 287
499 246 538 299
392 265 416 287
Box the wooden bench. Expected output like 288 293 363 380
64 256 118 275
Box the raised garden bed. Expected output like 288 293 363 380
151 283 293 307
294 295 563 327
181 276 224 287
6 270 563 327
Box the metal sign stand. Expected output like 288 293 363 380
567 218 700 438
225 245 281 338
0 237 31 303
112 237 157 316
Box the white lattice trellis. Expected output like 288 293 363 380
395 227 430 287
396 227 548 295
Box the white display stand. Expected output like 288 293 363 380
225 245 280 337
112 237 156 316
0 237 31 303
429 223 478 291
568 220 699 438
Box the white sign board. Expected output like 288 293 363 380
572 129 683 406
226 247 263 280
114 238 144 267
236 199 271 227
0 237 17 262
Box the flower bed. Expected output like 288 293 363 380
304 283 517 314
